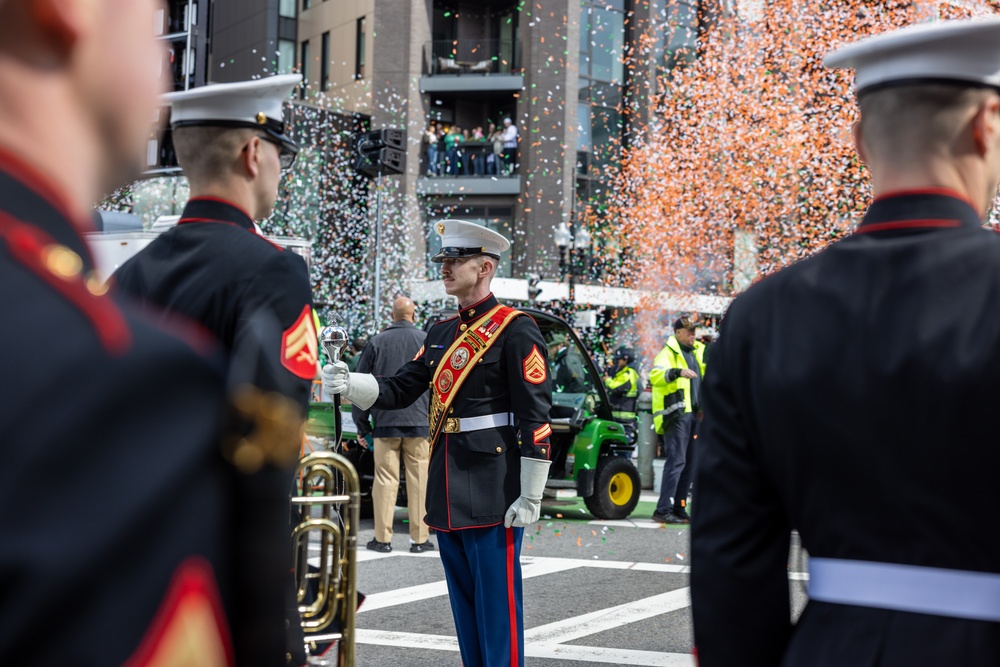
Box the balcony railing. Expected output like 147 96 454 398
422 142 518 178
424 39 521 76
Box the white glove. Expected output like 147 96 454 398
504 457 552 528
321 363 380 410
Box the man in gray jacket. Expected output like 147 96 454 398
353 296 434 553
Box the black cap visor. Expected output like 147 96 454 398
431 246 501 263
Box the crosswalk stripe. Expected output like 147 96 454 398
524 587 691 645
358 557 581 613
353 630 696 665
527 644 696 666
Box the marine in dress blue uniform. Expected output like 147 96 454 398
0 2 302 662
691 17 1000 667
112 75 315 666
323 221 553 667
0 143 247 667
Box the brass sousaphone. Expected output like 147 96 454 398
291 325 358 665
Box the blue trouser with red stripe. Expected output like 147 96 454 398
438 524 525 667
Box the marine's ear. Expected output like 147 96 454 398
852 118 870 166
242 134 264 179
970 93 1000 159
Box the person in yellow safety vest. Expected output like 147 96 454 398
649 317 706 524
605 346 641 421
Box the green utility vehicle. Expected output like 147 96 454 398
305 308 641 520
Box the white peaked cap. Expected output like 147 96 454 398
824 16 1000 95
165 74 302 129
432 219 511 262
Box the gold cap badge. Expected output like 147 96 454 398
436 222 445 234
256 112 267 125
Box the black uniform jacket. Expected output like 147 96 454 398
691 191 1000 667
373 294 553 530
113 197 315 412
112 197 314 664
0 150 248 664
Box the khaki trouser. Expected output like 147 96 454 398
373 436 430 543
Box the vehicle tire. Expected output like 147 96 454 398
583 456 641 520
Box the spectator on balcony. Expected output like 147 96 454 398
487 122 502 175
445 126 462 176
501 117 519 175
424 122 440 176
471 126 486 175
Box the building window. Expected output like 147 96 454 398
577 0 628 177
302 0 311 9
355 17 366 80
279 0 296 19
320 31 330 91
300 39 310 95
277 38 295 75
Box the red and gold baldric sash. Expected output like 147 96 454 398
428 304 523 445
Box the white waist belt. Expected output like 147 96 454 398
442 412 514 433
809 557 1000 622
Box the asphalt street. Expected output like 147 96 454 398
341 491 809 666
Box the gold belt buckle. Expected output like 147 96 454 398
443 417 461 433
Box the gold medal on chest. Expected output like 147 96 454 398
450 347 470 370
437 369 454 393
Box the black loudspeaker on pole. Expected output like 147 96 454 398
351 128 406 179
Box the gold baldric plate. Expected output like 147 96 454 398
442 418 461 433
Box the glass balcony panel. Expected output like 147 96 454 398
421 142 517 178
425 39 521 76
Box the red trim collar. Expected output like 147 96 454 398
187 196 256 224
0 144 90 231
459 293 497 322
855 218 962 234
873 187 978 212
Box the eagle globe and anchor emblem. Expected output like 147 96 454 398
450 347 470 370
437 369 454 393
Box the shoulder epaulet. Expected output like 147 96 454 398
0 211 131 354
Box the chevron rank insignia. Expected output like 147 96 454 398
281 305 318 380
125 558 231 667
522 345 546 385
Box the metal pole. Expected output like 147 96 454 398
183 0 194 90
373 172 384 330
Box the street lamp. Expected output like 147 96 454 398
554 220 573 277
554 219 592 308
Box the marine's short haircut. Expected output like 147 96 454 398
172 126 257 185
859 84 995 162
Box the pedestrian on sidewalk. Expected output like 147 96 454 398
353 296 434 554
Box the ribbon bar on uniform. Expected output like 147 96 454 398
442 412 514 434
808 557 1000 622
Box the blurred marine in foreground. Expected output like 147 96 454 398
0 0 289 665
692 17 1000 667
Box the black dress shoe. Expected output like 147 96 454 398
366 539 392 553
673 508 692 522
652 511 689 525
410 541 436 553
